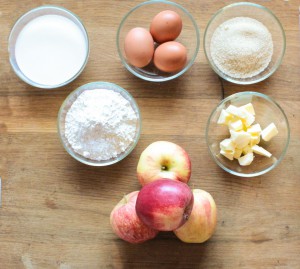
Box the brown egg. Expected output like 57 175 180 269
150 10 182 43
124 27 154 68
154 41 187 73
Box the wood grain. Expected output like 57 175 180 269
0 0 299 268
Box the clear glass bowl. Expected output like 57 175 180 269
8 5 89 89
204 2 286 85
117 0 200 82
206 92 290 177
57 82 141 166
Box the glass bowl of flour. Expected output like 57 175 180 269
8 6 89 89
204 2 286 84
57 82 141 166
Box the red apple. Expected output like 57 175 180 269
135 179 194 231
137 141 191 186
174 189 217 243
110 191 159 244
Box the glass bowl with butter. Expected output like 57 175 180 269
206 92 290 177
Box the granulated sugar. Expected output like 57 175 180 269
210 17 273 79
65 89 138 161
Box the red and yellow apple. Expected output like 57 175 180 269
174 189 217 243
110 191 159 244
137 141 191 186
135 179 194 231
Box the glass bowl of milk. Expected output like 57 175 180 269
8 6 89 89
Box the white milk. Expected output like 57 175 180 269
15 14 88 86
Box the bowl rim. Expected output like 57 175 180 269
57 81 142 166
116 0 200 82
205 91 290 177
203 2 286 85
8 5 90 89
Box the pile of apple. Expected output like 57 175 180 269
110 141 217 244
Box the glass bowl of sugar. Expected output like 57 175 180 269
206 92 290 177
57 82 142 166
8 6 89 89
204 2 286 85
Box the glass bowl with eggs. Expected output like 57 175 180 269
206 92 290 177
117 0 200 82
57 82 142 166
203 2 286 85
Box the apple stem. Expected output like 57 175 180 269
123 194 128 204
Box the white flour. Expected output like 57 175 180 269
210 17 273 79
65 89 138 161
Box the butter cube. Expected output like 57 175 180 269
250 135 260 146
220 138 235 152
252 145 272 158
226 105 248 119
261 123 279 142
217 109 233 125
247 123 262 135
226 105 255 127
238 152 254 166
218 101 276 166
228 119 243 131
242 145 253 155
241 111 255 127
240 103 255 115
233 148 243 159
230 130 251 149
220 150 234 160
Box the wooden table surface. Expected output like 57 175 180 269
0 0 299 268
